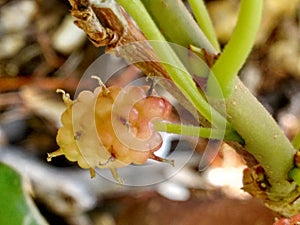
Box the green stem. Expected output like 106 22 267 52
116 0 229 129
292 131 300 150
154 121 243 142
289 168 300 186
187 0 220 52
118 0 297 199
226 78 295 197
140 0 217 54
207 0 263 97
116 0 166 42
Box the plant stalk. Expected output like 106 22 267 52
227 78 295 197
187 0 220 51
207 0 264 97
139 0 217 54
154 121 243 142
117 0 297 200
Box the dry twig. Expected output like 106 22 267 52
68 0 170 78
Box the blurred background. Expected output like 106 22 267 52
0 0 299 224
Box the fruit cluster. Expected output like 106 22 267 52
47 78 172 181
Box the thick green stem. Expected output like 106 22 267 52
206 0 296 195
187 0 220 51
140 0 217 54
227 78 295 197
207 0 263 97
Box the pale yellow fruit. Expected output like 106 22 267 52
48 79 173 182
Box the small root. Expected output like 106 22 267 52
56 89 73 107
98 155 116 166
91 75 110 95
89 168 96 178
150 154 174 166
47 149 64 162
110 167 124 184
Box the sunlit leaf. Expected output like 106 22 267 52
0 162 48 225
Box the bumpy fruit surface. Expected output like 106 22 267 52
273 214 300 225
47 79 172 182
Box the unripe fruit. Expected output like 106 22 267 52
273 214 300 225
47 78 173 182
